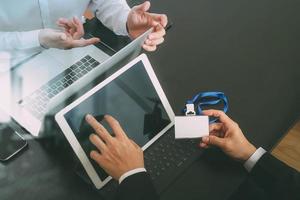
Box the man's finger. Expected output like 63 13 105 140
72 16 84 39
86 114 112 143
89 134 107 152
57 18 70 23
90 150 104 165
72 17 84 31
142 44 157 52
66 20 77 31
199 142 210 149
104 115 127 139
148 25 166 40
202 135 225 148
133 1 151 12
209 123 223 132
73 16 82 26
69 37 100 48
57 19 84 40
73 32 84 40
202 110 233 125
57 18 79 35
149 13 168 27
56 22 72 34
57 18 77 36
56 23 70 30
210 130 224 138
57 18 70 26
145 37 164 46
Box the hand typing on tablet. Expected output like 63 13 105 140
85 114 144 180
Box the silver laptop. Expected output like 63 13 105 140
0 29 151 137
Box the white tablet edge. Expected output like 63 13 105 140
55 53 175 189
55 112 111 189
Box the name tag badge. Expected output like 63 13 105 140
175 116 209 139
174 92 228 139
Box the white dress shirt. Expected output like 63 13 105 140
0 0 130 68
244 147 267 172
119 168 147 184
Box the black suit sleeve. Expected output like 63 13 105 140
115 172 159 200
249 152 300 200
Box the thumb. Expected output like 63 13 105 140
69 37 100 48
134 1 151 12
203 135 225 148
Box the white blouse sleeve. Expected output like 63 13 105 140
89 0 131 36
0 30 41 51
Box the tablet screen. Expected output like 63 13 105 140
64 61 172 180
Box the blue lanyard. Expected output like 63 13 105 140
183 92 229 123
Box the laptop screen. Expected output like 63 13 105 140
63 60 172 180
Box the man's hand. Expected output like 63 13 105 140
57 16 85 40
38 17 99 49
199 110 257 162
86 114 144 180
127 1 168 52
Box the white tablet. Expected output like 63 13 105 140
55 54 175 189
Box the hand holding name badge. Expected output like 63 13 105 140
199 110 257 162
175 92 228 139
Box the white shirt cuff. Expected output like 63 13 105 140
116 8 130 36
119 168 147 184
20 30 42 49
244 147 267 172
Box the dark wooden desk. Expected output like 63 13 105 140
1 0 299 199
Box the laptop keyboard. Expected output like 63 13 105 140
19 55 100 120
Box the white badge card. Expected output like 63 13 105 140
174 116 209 139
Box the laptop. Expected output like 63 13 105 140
55 54 203 197
0 29 152 137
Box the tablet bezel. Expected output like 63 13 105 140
55 53 175 189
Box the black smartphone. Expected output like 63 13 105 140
0 124 27 161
